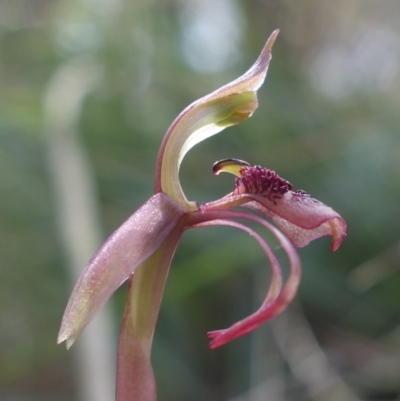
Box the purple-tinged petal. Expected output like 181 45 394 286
192 209 301 349
189 218 283 305
207 161 347 251
58 193 186 349
244 194 346 251
116 225 183 401
154 30 279 208
204 192 346 251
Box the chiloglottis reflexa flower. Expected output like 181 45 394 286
57 30 346 401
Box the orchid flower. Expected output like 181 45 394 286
58 30 346 401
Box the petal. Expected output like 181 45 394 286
205 160 347 251
204 192 346 251
190 218 283 305
116 225 183 401
191 209 301 349
245 193 347 251
58 193 186 348
154 30 279 209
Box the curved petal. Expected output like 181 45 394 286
245 192 346 251
203 191 346 252
154 30 279 208
58 193 186 348
189 219 283 305
208 160 347 251
116 224 184 401
189 209 301 349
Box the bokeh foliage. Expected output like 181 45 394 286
1 0 400 400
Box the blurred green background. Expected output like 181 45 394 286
1 0 400 400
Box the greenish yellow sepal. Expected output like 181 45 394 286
213 158 250 177
160 91 257 209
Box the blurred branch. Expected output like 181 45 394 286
227 374 285 401
227 268 286 401
348 242 400 292
44 58 116 401
271 305 360 401
249 269 285 401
